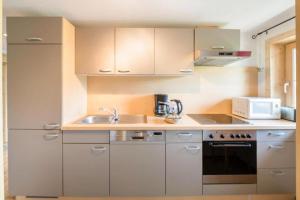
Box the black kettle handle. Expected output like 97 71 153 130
176 100 183 114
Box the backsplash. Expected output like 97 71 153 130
87 67 258 115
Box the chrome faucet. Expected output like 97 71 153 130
99 107 119 122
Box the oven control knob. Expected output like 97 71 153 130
235 134 240 138
209 134 214 139
230 134 234 139
241 134 246 138
220 134 225 139
246 134 251 138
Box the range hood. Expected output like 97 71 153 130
194 50 252 66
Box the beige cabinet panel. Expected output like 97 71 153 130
257 130 295 142
76 27 115 74
257 141 295 168
155 28 194 75
8 45 62 129
195 28 240 53
63 130 109 144
110 143 165 196
203 184 257 195
116 28 155 74
166 131 202 143
63 144 109 196
8 130 62 196
7 17 63 44
257 169 295 194
166 143 202 196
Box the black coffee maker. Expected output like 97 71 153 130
154 94 169 116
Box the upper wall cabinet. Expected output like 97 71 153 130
76 27 115 75
7 17 63 44
195 28 240 53
115 28 155 75
155 28 194 75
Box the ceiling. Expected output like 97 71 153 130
3 0 295 31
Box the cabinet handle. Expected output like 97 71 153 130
43 133 59 140
91 146 107 152
44 123 60 130
268 132 286 137
179 69 193 73
211 46 225 50
177 133 193 137
26 37 43 42
268 144 285 149
118 69 131 73
270 170 286 176
185 145 201 151
99 69 112 73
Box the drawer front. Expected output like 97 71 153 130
257 142 295 168
166 131 202 143
257 169 295 194
7 17 62 44
257 130 295 142
203 184 257 195
63 131 109 144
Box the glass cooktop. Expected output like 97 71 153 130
187 114 249 125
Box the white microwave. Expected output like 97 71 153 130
232 97 281 119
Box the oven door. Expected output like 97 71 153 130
203 141 257 184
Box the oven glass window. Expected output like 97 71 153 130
203 141 256 175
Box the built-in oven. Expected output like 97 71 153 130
203 130 257 184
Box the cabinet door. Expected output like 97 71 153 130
195 28 240 52
7 17 62 44
166 143 202 196
76 27 115 75
8 45 61 129
257 169 295 194
8 130 62 197
116 28 155 75
155 28 194 75
110 143 165 196
257 142 295 168
63 144 109 196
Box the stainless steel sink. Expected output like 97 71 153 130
75 114 147 124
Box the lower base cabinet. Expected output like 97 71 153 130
8 130 62 197
63 144 109 196
166 143 202 196
110 143 165 196
257 169 295 194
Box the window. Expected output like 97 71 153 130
285 42 296 108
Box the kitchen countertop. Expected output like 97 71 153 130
62 114 296 131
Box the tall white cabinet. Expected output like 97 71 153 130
7 17 86 197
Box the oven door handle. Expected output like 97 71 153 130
209 143 252 148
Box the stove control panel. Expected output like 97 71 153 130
203 130 256 141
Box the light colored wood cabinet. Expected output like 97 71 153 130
110 143 165 196
155 28 194 75
166 131 202 143
257 130 295 142
257 141 295 168
8 130 62 196
76 27 115 75
7 17 63 44
257 169 295 194
166 143 202 196
7 44 62 129
63 144 109 196
63 130 109 144
116 28 155 75
195 28 240 55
